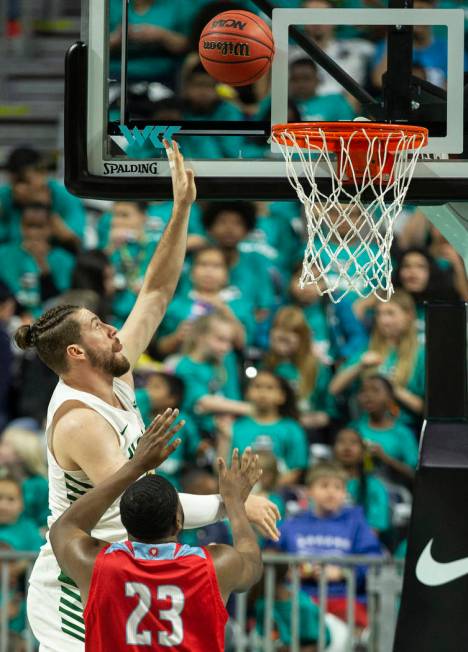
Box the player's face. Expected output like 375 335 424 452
246 372 285 411
399 252 430 293
208 211 249 248
289 65 318 101
203 320 233 360
376 302 412 339
358 378 390 414
308 476 347 514
191 250 227 293
78 310 131 377
0 481 23 525
334 429 364 466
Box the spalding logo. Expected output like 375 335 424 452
212 19 247 30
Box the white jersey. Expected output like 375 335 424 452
28 377 146 650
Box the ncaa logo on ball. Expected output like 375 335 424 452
211 18 246 30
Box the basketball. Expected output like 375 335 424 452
198 10 275 87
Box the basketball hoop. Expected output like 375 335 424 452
272 121 428 303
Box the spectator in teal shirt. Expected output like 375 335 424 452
289 58 356 121
172 311 250 436
109 0 189 84
0 475 43 551
104 201 158 328
333 427 391 535
201 201 276 341
135 371 201 489
222 370 309 486
0 147 85 249
352 376 419 484
0 204 75 318
263 306 336 433
157 246 255 356
330 291 425 428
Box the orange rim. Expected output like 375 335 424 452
272 121 428 152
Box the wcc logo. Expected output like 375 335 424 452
118 125 182 149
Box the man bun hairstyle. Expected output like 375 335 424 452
14 304 82 375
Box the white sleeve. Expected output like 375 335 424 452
178 493 226 529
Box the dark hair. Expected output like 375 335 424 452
150 372 185 405
363 374 396 401
0 280 14 305
71 250 111 295
21 203 52 219
202 201 257 233
6 147 43 175
14 304 82 375
120 475 180 541
333 428 370 513
186 62 211 81
394 247 461 303
290 57 318 73
250 370 299 420
114 200 149 214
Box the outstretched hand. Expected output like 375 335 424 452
132 408 184 473
217 448 262 502
164 139 196 207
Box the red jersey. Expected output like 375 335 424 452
84 541 228 651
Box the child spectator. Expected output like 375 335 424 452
135 371 201 487
0 147 85 249
289 58 355 121
172 312 250 436
352 376 419 483
201 201 276 339
333 427 391 535
181 62 244 159
221 371 308 487
0 475 43 552
330 290 425 427
0 204 75 318
104 201 157 327
272 462 381 627
427 224 468 301
68 249 115 321
264 306 335 433
157 246 253 356
0 427 49 530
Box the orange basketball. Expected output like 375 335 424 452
198 10 275 87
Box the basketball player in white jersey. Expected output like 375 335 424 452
17 141 280 651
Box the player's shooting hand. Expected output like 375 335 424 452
164 139 196 207
132 408 184 473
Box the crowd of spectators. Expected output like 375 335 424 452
2 0 468 648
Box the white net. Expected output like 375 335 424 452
272 125 426 303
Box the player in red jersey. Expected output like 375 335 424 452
49 408 264 651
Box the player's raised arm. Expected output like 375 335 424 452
208 449 264 603
118 140 196 370
49 409 184 603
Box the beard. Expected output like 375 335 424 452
84 345 131 377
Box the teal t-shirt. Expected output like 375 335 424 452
255 591 331 646
109 0 190 81
135 388 200 488
228 250 276 314
110 238 157 328
174 352 241 433
299 301 333 362
22 475 49 529
0 242 75 317
272 359 336 417
352 416 419 468
157 289 256 346
231 416 309 472
341 343 425 425
0 515 44 551
0 179 86 243
296 93 356 121
347 475 390 532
